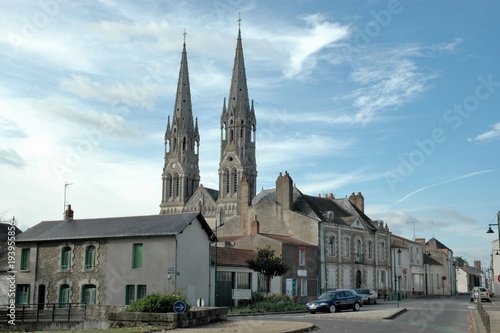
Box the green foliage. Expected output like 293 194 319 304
126 292 190 313
233 293 303 314
246 246 288 290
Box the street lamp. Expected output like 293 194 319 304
486 211 500 256
393 247 401 308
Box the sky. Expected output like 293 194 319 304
1 0 499 269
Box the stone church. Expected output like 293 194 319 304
157 26 393 298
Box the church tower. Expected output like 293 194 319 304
160 38 200 214
218 26 257 206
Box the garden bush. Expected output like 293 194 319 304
126 292 190 313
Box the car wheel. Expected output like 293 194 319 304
353 302 361 311
328 304 336 313
367 299 371 305
374 299 377 304
309 311 316 314
470 298 474 302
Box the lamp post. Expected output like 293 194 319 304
393 247 401 308
486 211 500 254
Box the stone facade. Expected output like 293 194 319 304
36 239 107 305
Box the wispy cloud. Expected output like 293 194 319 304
468 122 500 143
389 170 496 208
0 148 26 168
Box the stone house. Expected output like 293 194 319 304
456 264 482 294
390 235 425 296
14 209 213 307
416 237 456 295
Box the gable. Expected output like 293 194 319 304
185 185 218 209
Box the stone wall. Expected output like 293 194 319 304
37 239 108 304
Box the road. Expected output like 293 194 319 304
229 295 474 333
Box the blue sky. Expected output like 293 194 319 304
1 1 499 267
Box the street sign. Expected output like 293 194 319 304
497 274 500 283
173 301 186 314
196 298 205 307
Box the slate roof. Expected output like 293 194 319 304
210 247 256 267
260 233 316 247
16 212 213 242
424 255 443 266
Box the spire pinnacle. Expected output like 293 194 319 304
238 12 241 30
183 28 187 45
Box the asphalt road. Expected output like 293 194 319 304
229 294 474 333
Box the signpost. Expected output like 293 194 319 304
173 301 186 314
232 289 252 300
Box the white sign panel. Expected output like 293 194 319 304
232 289 252 300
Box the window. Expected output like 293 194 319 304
328 236 336 256
368 241 373 259
132 243 143 269
343 237 350 257
59 284 70 307
81 284 96 305
299 249 305 266
356 239 362 262
300 279 307 296
125 285 135 305
233 172 238 193
397 249 402 265
61 246 71 270
236 272 251 289
137 285 147 300
379 242 386 260
16 285 30 304
85 246 96 270
20 248 30 271
380 271 386 288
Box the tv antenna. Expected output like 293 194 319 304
64 182 74 215
407 221 417 240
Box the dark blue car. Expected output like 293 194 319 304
306 289 362 314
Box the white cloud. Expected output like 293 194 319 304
469 122 500 143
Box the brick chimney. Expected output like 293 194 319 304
348 192 364 212
65 204 74 221
276 171 293 211
251 215 260 235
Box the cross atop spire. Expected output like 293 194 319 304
238 12 241 29
183 28 187 44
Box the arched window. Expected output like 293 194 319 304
85 246 96 270
59 284 70 307
81 284 96 305
328 236 336 256
61 246 71 270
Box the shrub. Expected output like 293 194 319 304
126 292 191 313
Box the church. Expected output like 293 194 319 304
158 25 395 302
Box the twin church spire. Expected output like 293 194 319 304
160 26 256 214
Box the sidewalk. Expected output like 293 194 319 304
471 300 500 333
168 307 407 332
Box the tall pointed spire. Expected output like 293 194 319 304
160 33 200 214
218 22 257 205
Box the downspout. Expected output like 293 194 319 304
317 221 321 295
34 242 39 305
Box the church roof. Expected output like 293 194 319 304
16 212 212 242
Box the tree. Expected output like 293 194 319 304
453 256 468 267
247 246 288 292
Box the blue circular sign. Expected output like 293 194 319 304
173 301 186 314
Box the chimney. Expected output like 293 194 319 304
414 238 426 245
65 204 74 221
474 260 481 271
251 215 260 236
276 171 293 211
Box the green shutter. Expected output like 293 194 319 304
125 285 135 305
16 285 30 304
85 246 96 270
133 244 143 268
59 285 70 307
20 249 30 271
137 285 146 300
61 247 71 270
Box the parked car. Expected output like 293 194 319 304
355 288 378 304
306 289 362 314
470 287 491 302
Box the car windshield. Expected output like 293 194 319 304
356 289 369 294
318 291 336 299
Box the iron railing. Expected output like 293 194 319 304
0 303 86 323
